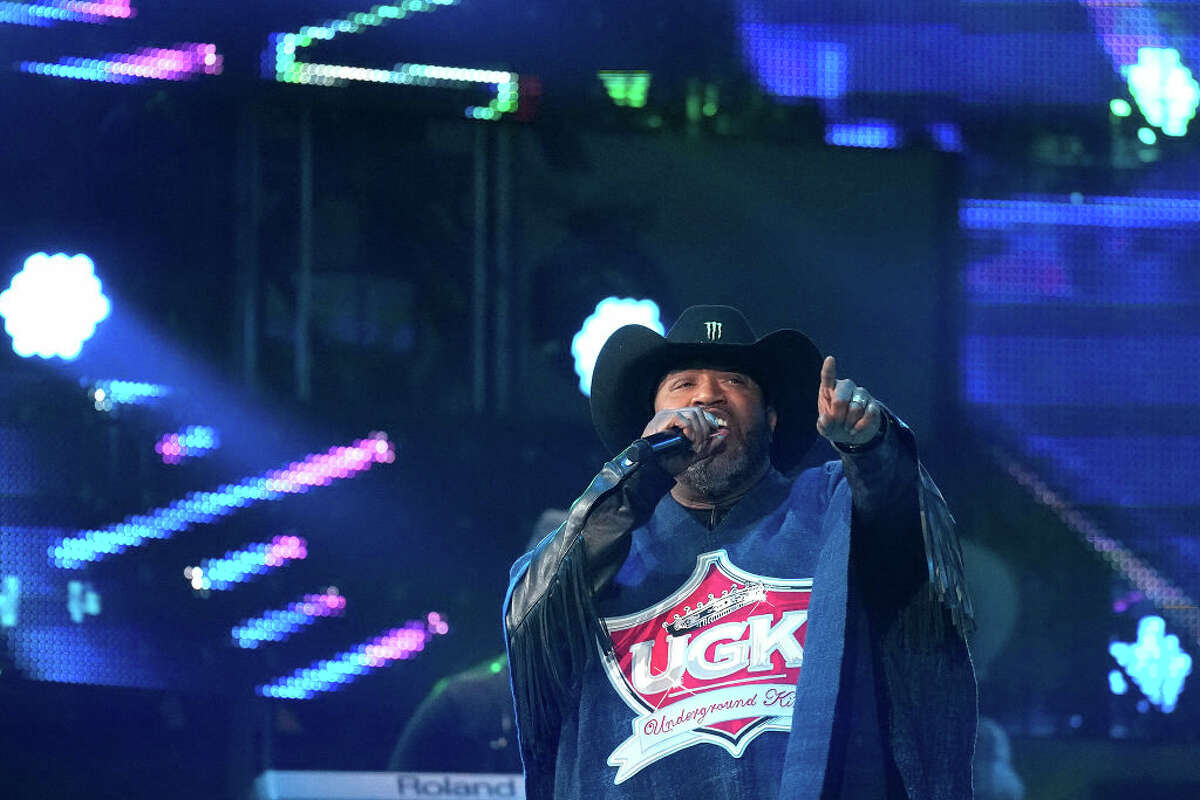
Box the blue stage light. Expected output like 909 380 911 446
89 379 169 412
927 122 963 153
825 122 900 149
571 298 664 397
739 27 847 101
0 575 19 628
961 196 1200 230
0 253 110 360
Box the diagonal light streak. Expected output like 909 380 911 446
265 1 520 121
1 0 133 26
257 612 449 699
232 589 346 649
50 433 395 569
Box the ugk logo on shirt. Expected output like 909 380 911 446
599 550 813 783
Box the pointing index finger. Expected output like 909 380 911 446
821 355 838 392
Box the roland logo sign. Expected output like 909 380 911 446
396 773 523 798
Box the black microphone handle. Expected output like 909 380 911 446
641 430 692 455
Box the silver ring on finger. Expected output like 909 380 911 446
849 389 869 407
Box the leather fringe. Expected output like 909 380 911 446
916 464 975 638
508 536 602 770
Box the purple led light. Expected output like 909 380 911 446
1082 0 1166 71
1 0 134 26
257 613 451 699
51 433 395 568
59 0 131 19
21 42 222 84
232 590 348 649
185 535 307 591
155 425 218 465
1114 591 1146 614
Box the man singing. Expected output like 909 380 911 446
504 305 976 799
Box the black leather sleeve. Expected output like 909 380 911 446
504 439 674 773
839 408 974 634
505 439 674 634
836 408 916 525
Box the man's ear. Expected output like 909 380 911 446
767 406 778 433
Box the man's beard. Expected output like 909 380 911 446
678 415 772 501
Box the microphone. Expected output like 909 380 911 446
641 430 692 455
640 411 727 456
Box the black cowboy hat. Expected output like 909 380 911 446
590 305 824 472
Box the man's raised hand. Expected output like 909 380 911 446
816 355 882 447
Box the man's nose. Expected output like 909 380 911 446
690 376 725 405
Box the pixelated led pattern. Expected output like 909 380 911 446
50 433 395 569
0 576 19 628
155 425 219 465
962 337 1200 406
1000 454 1200 649
231 589 346 649
266 2 519 121
825 122 900 149
739 25 847 100
571 298 664 397
66 580 100 623
1085 1 1200 134
2 527 166 688
184 535 307 592
21 43 222 84
1110 616 1193 713
598 71 651 108
1080 0 1199 136
0 252 110 360
927 123 963 153
257 612 449 699
1082 0 1166 71
963 194 1200 647
0 0 133 26
89 379 169 411
1124 48 1200 137
962 196 1200 229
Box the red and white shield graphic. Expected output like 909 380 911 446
600 550 812 783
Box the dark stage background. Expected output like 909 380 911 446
1 1 1199 798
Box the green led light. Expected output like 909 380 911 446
1110 98 1132 117
598 70 651 108
270 2 519 120
1138 126 1158 145
1125 47 1200 136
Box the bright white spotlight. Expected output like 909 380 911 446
571 297 664 396
1125 47 1200 137
0 252 111 360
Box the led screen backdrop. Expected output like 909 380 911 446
962 192 1200 718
